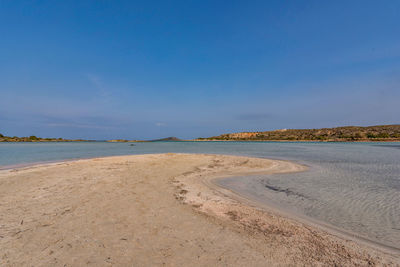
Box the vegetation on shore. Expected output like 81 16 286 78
0 134 86 142
197 125 400 142
0 134 184 143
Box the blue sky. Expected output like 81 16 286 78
1 1 399 139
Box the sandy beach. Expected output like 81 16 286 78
0 153 399 266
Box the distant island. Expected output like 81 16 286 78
0 134 87 142
107 137 183 142
197 125 400 142
107 139 145 143
151 137 183 142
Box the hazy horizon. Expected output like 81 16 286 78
1 1 399 140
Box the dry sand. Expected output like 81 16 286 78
0 153 399 266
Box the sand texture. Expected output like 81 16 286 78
0 153 399 266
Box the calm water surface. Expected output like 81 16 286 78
1 141 399 249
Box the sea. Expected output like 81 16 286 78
0 141 399 249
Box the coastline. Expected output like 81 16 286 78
1 153 398 266
172 155 400 263
213 176 400 254
2 139 400 143
193 139 400 142
0 159 82 171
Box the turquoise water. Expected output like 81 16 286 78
1 141 399 249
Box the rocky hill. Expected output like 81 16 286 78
106 137 183 142
198 125 400 142
150 137 183 142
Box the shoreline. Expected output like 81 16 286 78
1 153 399 265
2 139 400 144
171 154 400 264
193 139 400 142
213 176 400 254
0 159 81 171
173 157 400 254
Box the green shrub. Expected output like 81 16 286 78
376 133 389 138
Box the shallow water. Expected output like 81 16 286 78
1 141 399 248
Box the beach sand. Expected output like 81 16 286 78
0 153 398 266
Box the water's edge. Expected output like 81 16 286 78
1 142 399 250
1 153 399 257
213 175 400 255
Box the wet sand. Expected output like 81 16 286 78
0 153 398 266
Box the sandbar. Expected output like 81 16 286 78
0 153 398 266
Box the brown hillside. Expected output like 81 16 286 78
199 125 400 141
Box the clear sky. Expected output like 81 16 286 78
1 1 399 140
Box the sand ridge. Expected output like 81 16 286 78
0 153 398 266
